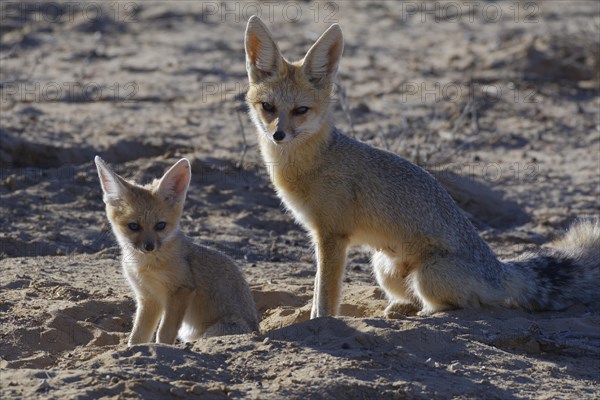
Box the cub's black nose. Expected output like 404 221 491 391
273 131 285 141
144 242 155 252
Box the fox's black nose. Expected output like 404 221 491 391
273 131 285 141
144 242 155 252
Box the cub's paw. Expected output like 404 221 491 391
384 302 420 318
416 305 454 316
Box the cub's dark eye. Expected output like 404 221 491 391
262 102 275 112
292 106 309 116
128 223 140 231
154 222 166 231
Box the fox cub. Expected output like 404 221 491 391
244 16 599 318
95 156 259 345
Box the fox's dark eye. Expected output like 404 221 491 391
154 222 166 231
292 106 309 116
262 102 275 112
128 223 140 231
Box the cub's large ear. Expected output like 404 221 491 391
156 159 191 207
245 15 282 82
302 24 344 88
95 156 127 206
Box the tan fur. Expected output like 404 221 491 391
95 157 259 345
244 16 599 318
552 219 600 250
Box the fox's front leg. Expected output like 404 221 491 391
311 234 349 318
129 297 162 345
156 287 193 344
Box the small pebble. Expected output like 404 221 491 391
190 384 205 395
448 361 462 372
262 337 271 345
424 357 440 368
170 387 186 397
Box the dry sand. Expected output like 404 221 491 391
1 1 599 398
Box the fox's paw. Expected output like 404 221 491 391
384 301 420 318
416 304 454 316
202 320 254 338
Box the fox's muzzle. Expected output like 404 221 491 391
273 130 285 141
143 242 155 252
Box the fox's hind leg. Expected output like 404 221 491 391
202 318 254 338
372 251 420 317
412 256 484 316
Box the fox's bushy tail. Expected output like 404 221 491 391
502 219 599 311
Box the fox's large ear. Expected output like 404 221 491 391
95 156 127 206
156 159 191 207
302 24 344 88
245 15 282 82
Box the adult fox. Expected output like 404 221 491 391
243 16 599 318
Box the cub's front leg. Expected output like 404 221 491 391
129 297 162 345
156 287 194 344
311 234 349 318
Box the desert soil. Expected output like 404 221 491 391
1 1 599 399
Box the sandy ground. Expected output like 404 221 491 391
1 1 599 398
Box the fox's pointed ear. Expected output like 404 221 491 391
302 24 344 88
95 156 127 206
156 159 191 207
245 15 282 82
